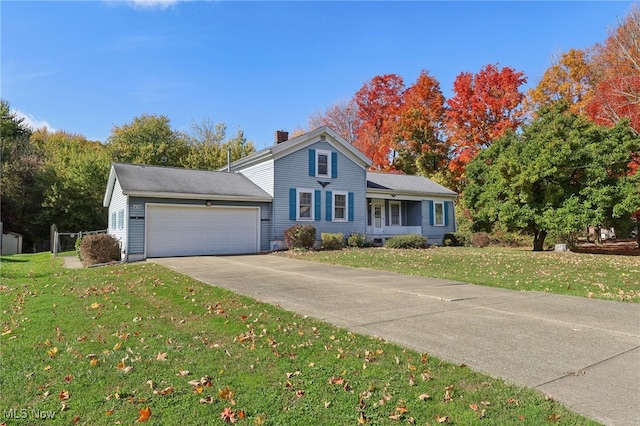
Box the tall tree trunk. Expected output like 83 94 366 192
533 229 547 252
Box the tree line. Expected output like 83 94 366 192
1 5 638 251
0 106 255 250
304 5 639 249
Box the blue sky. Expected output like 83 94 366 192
2 1 635 149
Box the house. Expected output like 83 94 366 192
103 126 457 261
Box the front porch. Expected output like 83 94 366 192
366 198 423 241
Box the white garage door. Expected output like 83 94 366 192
146 204 260 257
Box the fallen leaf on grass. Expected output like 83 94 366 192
47 347 58 357
218 386 235 403
548 413 561 422
137 407 151 422
154 386 173 396
176 369 189 377
418 393 430 401
469 403 479 411
220 407 236 424
435 414 450 423
59 390 70 401
329 376 344 385
156 352 168 361
199 396 215 404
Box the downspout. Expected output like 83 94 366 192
227 148 231 172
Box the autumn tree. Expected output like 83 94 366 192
353 74 405 170
308 100 360 144
587 5 640 136
526 48 596 117
445 64 527 184
107 114 190 167
392 70 449 177
465 103 639 251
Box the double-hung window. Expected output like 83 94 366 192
298 189 313 220
434 201 444 226
317 151 329 177
333 191 347 221
390 202 401 226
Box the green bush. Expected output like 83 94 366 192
321 232 344 250
442 233 463 247
471 232 491 248
384 234 427 249
347 232 368 248
284 225 316 250
79 233 121 266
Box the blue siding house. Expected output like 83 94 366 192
103 126 457 260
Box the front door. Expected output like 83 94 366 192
372 201 385 234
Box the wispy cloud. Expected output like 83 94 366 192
105 0 185 10
13 109 55 132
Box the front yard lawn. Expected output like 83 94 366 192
284 247 640 303
0 253 600 425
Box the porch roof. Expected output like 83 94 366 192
366 172 457 198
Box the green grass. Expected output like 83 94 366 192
283 247 640 303
0 253 600 425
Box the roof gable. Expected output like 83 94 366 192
366 172 457 197
228 126 372 171
104 163 272 205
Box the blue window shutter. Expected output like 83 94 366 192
308 149 316 176
331 152 338 178
289 188 296 220
348 192 354 222
326 190 332 221
444 201 450 226
428 200 434 226
314 190 321 221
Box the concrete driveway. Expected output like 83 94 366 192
151 254 640 426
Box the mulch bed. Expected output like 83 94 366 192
572 238 640 256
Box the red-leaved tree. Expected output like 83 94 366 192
353 74 405 170
445 64 527 183
392 70 448 176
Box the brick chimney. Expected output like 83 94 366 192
275 130 289 144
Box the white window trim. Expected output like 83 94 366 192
111 212 117 230
297 188 314 221
332 190 348 222
389 201 402 226
316 150 331 178
433 201 445 226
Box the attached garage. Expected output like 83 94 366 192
103 163 273 261
146 204 260 257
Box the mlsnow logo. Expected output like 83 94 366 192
4 408 56 419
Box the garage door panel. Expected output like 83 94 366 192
146 205 259 257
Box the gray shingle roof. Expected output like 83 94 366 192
366 172 457 196
113 163 272 200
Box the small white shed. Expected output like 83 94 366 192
2 232 23 255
